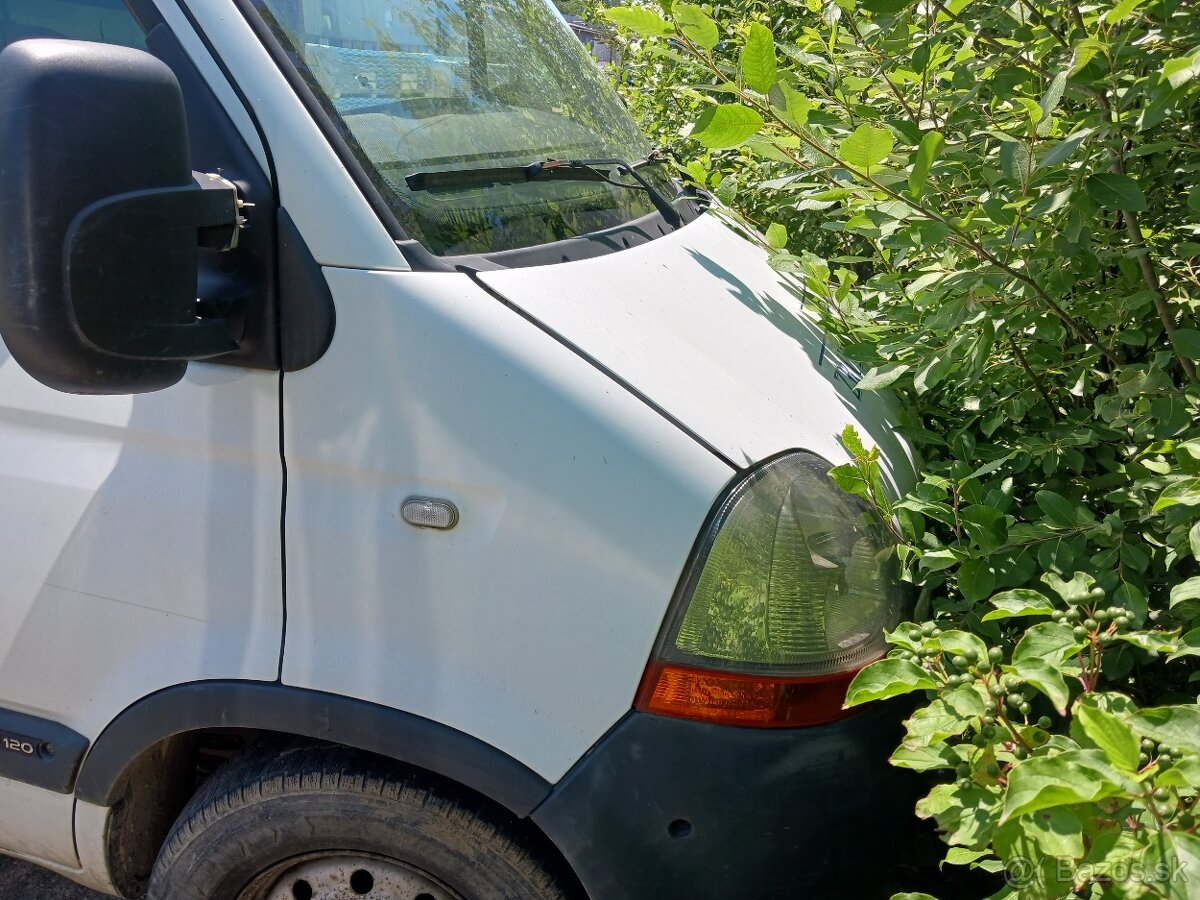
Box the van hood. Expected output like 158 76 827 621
477 213 916 491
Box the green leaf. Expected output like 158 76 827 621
770 82 810 127
1086 173 1147 211
839 124 895 176
1130 706 1200 751
909 131 944 198
903 696 974 747
917 781 1002 847
1025 807 1085 859
1014 621 1086 666
1163 51 1200 89
1000 750 1130 822
764 222 788 250
1035 490 1086 527
1157 754 1200 787
939 630 989 663
673 3 719 50
1076 705 1140 771
1042 572 1098 605
690 104 764 149
1000 141 1031 183
1114 630 1179 653
856 363 910 391
844 657 939 707
602 6 673 37
1168 628 1200 662
958 559 996 602
982 590 1056 622
1013 656 1070 714
1070 37 1106 74
740 22 777 93
1037 71 1068 136
890 742 962 772
1169 328 1200 360
1162 831 1200 898
1103 0 1144 24
1156 478 1200 512
1037 128 1093 169
960 505 1007 553
1170 577 1200 608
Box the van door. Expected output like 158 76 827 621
0 0 283 867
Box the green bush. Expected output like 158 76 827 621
600 0 1200 896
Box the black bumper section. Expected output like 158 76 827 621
532 703 917 900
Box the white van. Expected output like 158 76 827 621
0 1 916 898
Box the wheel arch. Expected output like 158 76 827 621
75 680 552 816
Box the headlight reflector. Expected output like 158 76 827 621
637 451 906 727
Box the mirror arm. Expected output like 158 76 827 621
65 172 246 361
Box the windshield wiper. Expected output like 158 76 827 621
404 154 683 228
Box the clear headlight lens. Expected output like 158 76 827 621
662 452 904 677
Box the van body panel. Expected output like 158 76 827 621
0 361 283 864
479 214 916 492
281 267 733 781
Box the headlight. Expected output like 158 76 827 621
636 451 906 727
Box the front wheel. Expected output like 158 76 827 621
149 743 574 900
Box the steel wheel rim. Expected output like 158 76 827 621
240 852 465 900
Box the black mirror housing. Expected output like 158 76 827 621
0 39 240 394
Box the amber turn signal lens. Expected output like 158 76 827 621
635 661 867 728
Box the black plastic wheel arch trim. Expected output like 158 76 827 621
73 681 551 816
0 708 89 794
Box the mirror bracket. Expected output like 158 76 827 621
66 171 246 361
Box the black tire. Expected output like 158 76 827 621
148 743 575 900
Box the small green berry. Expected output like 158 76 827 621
956 763 971 778
1116 616 1130 628
1018 701 1032 716
1084 618 1098 630
985 762 1002 778
957 778 972 790
1066 609 1082 623
1015 747 1030 760
1139 752 1151 766
952 655 970 670
1073 626 1088 639
1095 609 1110 622
1142 739 1157 752
1037 716 1052 730
990 683 1006 698
973 733 989 748
921 623 936 637
1153 788 1171 802
1051 610 1066 622
931 628 943 638
988 647 1004 662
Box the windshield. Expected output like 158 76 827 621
249 0 667 256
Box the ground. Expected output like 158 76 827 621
0 856 106 898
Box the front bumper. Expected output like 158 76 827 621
531 701 917 899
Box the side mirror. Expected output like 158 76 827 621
0 39 244 395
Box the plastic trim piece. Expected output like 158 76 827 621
0 708 89 794
74 681 551 816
